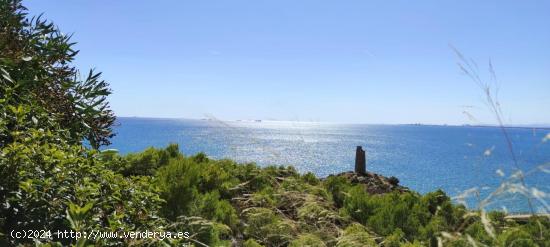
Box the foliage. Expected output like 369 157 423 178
154 156 200 221
324 175 353 208
2 126 549 246
189 190 238 229
168 216 231 247
243 207 296 246
117 144 180 176
335 223 377 247
0 2 159 245
342 185 496 245
289 234 326 247
388 176 400 186
0 0 115 148
383 228 404 247
0 127 164 246
302 172 320 186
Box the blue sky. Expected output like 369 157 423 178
26 1 550 125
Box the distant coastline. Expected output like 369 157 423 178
117 116 550 130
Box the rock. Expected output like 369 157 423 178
357 176 367 183
327 171 409 195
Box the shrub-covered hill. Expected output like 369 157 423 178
100 144 550 247
2 140 550 246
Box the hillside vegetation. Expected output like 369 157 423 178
1 1 548 246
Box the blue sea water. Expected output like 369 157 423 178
108 117 550 213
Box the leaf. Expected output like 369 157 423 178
75 237 89 247
1 71 13 83
19 179 34 192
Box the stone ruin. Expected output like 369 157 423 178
355 146 366 174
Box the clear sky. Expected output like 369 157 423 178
26 0 550 125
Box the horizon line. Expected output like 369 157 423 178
116 116 550 129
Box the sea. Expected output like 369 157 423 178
107 117 550 213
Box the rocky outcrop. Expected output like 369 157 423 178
328 171 410 195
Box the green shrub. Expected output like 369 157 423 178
251 187 277 207
522 217 550 246
237 164 275 192
344 186 454 242
444 238 470 247
399 241 424 247
243 207 295 246
289 234 326 247
336 223 377 247
297 201 338 225
155 157 200 220
418 216 446 246
1 0 115 148
0 129 164 245
189 190 238 229
302 172 320 185
384 228 405 247
192 152 209 163
197 159 240 197
343 185 375 224
172 216 231 246
324 175 353 207
119 143 180 176
497 228 538 247
464 221 494 245
388 176 400 186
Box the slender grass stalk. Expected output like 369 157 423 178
451 46 536 215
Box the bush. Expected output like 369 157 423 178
189 190 238 229
464 221 494 245
336 223 377 247
0 129 164 245
383 228 405 247
170 216 231 246
1 0 115 148
344 186 456 242
289 234 326 247
196 159 240 196
324 175 353 207
192 152 209 163
400 241 424 247
154 157 201 220
522 217 550 246
251 187 277 207
302 172 320 185
388 176 400 186
120 144 180 176
297 201 342 227
497 228 538 247
243 207 296 246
